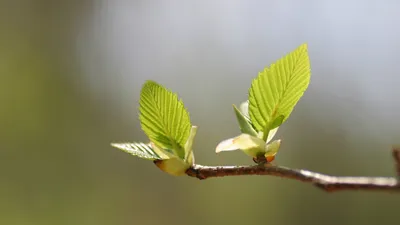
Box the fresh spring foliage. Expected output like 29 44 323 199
139 81 191 158
249 44 310 134
112 43 311 175
111 143 162 160
216 44 311 160
111 81 197 175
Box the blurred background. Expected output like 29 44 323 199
1 0 400 224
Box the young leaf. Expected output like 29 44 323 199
239 101 250 118
264 139 281 157
266 127 279 143
262 116 283 141
216 133 266 157
233 104 257 137
184 126 198 165
248 44 310 132
139 81 191 159
111 143 192 176
111 143 163 160
154 157 191 176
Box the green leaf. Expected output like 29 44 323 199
184 126 197 165
111 142 163 160
111 143 191 176
248 44 311 132
262 115 283 141
233 104 257 137
139 81 191 159
270 115 284 131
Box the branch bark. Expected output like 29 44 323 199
186 149 400 192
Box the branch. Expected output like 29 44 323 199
186 149 400 192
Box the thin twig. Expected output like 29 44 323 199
186 149 400 192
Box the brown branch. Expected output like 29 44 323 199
186 149 400 192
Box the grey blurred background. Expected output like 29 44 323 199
1 0 400 224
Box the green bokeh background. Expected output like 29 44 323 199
1 1 400 225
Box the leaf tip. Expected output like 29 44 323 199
143 79 158 86
215 138 236 153
110 143 123 149
298 43 309 55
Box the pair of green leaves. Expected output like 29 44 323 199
216 44 310 160
111 81 196 176
112 44 311 175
